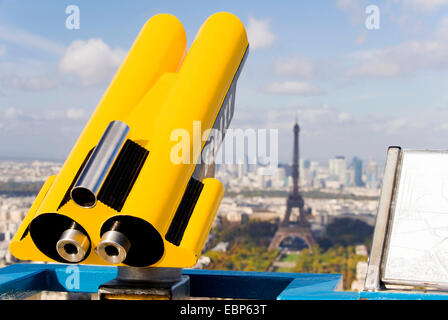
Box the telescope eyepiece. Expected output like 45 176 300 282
97 230 131 265
70 121 130 209
71 186 97 208
56 228 90 263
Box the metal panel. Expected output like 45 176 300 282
382 150 448 289
364 147 401 291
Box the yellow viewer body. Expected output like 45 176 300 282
9 12 248 268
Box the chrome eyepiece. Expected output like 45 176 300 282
97 230 131 264
56 228 90 263
71 120 130 208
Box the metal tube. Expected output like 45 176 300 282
56 223 90 262
97 230 131 264
71 121 130 208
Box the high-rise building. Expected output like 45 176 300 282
351 157 365 187
300 159 311 186
300 159 310 173
272 167 286 188
308 161 319 187
310 161 319 171
345 169 355 187
329 156 346 185
276 167 286 182
365 159 380 188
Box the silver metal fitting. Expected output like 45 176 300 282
97 230 131 264
56 228 90 262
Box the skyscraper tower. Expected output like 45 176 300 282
282 122 306 225
351 157 365 187
269 120 315 250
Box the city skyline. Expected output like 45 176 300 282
0 154 382 171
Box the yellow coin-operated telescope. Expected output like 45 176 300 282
10 12 248 269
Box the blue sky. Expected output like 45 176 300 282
2 1 448 164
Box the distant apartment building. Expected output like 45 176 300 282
329 156 346 186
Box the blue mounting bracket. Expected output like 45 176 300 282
0 263 358 300
3 263 447 299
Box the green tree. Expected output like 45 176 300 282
292 245 367 290
204 219 279 272
318 218 373 249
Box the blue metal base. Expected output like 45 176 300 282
0 263 357 300
360 290 448 300
3 263 448 300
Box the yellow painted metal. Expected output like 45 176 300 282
9 175 56 262
9 12 248 268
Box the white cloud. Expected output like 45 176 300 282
0 74 57 91
435 16 448 40
355 31 368 45
59 38 126 86
246 16 276 50
0 25 64 55
0 57 61 92
2 106 86 122
0 106 87 158
258 104 425 137
338 112 353 123
438 122 448 130
273 54 315 78
3 106 22 119
264 81 324 96
233 102 448 163
372 118 409 134
345 40 448 77
342 14 448 78
336 0 368 24
66 108 86 120
406 0 448 12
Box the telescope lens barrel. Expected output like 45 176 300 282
56 227 90 263
71 120 130 208
97 230 131 264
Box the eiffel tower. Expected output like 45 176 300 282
268 120 316 251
